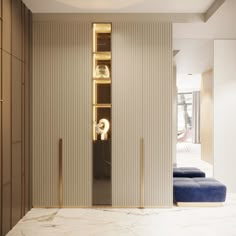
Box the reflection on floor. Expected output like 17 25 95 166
7 194 236 236
176 142 213 177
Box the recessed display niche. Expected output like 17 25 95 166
92 23 112 205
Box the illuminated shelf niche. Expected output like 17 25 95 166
92 23 112 141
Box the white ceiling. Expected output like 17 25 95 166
173 0 236 39
173 0 236 74
22 0 215 13
174 39 213 74
22 0 236 75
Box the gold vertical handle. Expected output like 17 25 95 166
59 138 63 208
140 138 144 209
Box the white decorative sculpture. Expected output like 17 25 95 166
95 118 110 140
95 65 110 78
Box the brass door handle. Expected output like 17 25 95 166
59 138 63 208
140 138 144 209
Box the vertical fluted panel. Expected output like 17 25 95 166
112 23 143 207
59 23 92 207
143 23 173 207
113 23 173 207
32 22 91 207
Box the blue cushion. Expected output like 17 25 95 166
173 167 206 178
173 178 227 202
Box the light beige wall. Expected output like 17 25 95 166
112 23 173 207
32 22 92 207
201 69 214 164
173 66 177 166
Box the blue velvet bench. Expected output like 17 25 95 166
173 178 227 206
173 167 206 178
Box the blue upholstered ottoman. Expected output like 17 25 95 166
173 178 226 206
173 167 206 178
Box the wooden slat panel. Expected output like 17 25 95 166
32 22 92 207
143 23 173 207
0 48 2 236
58 23 92 206
112 23 173 207
112 23 143 207
11 143 22 226
11 0 22 60
24 7 30 214
2 50 11 236
12 57 22 143
2 0 11 53
32 22 60 207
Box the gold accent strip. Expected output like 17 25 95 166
59 138 63 208
33 205 172 209
93 104 111 108
176 202 224 207
140 138 144 209
93 79 111 84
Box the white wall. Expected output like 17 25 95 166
214 40 236 193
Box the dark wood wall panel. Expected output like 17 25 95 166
12 58 22 142
0 23 2 49
12 143 22 226
0 0 2 18
2 50 11 236
0 1 2 233
24 7 30 213
0 49 2 236
0 0 32 235
2 0 11 53
12 0 22 60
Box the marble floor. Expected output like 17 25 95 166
7 194 236 236
7 143 225 236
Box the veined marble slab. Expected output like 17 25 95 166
7 194 236 236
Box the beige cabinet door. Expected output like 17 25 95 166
112 23 173 207
143 24 173 207
32 23 92 207
112 23 143 207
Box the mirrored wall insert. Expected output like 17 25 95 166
92 23 112 205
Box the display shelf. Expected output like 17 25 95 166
93 78 111 81
93 104 112 108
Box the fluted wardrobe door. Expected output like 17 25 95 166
112 23 143 207
59 24 92 206
112 23 173 207
143 23 173 207
33 23 92 207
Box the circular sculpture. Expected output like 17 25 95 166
95 118 110 140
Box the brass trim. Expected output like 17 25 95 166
93 78 111 82
59 138 63 208
140 138 144 209
33 205 172 209
93 104 111 108
10 0 13 228
1 0 3 233
176 202 224 207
